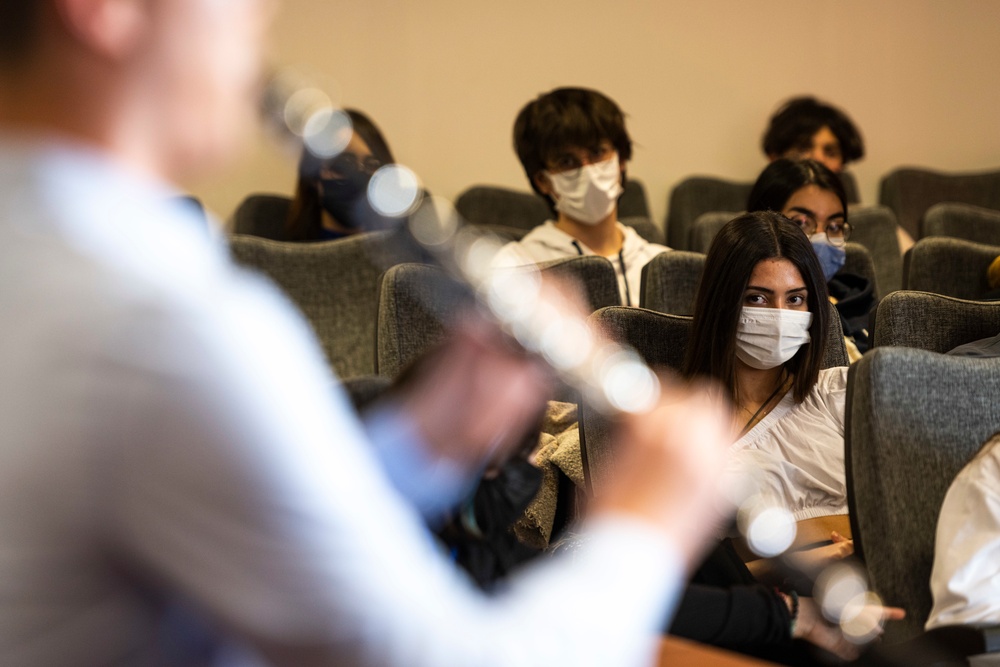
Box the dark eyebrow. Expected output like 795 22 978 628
786 206 817 217
744 285 808 294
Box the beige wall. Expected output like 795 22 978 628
190 0 1000 232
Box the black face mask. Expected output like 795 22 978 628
318 171 372 230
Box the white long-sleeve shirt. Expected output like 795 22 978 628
0 138 683 667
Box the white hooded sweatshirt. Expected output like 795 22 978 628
492 221 671 306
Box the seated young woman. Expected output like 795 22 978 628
747 158 875 358
284 108 397 241
682 211 852 570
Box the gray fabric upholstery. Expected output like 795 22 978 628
845 347 1000 641
375 255 620 379
640 245 873 318
904 238 1000 299
689 211 740 254
535 255 621 312
922 202 1000 245
873 291 1000 352
454 179 650 232
340 375 392 412
667 173 860 251
580 307 691 494
619 216 664 245
375 264 469 379
639 251 706 316
879 167 1000 240
618 178 651 219
229 231 410 379
666 178 752 251
454 185 550 231
847 205 903 295
582 305 847 494
230 194 293 239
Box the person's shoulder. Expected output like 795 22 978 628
815 365 849 394
618 223 671 258
492 221 577 266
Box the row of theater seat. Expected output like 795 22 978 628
228 201 1000 655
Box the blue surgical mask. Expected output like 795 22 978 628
810 233 846 282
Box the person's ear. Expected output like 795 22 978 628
55 0 147 60
533 171 553 197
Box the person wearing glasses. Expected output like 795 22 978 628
284 108 396 240
747 159 874 358
493 87 670 306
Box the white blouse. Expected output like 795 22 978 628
927 435 1000 630
729 366 849 522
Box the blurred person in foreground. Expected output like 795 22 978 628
0 1 733 666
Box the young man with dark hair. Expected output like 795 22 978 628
495 87 670 306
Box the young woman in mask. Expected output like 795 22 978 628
747 159 874 357
493 87 670 306
684 211 852 568
284 108 396 240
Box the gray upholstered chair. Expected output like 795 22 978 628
921 202 1000 245
666 173 861 252
640 246 876 315
229 231 412 379
879 166 1000 241
689 211 739 254
230 193 293 239
845 347 1000 642
639 251 706 316
582 304 847 494
847 205 903 296
375 256 621 378
665 177 752 251
454 179 651 233
872 291 1000 352
904 237 1000 299
454 185 550 232
619 216 665 245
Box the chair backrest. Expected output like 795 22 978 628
618 178 651 219
455 180 650 233
845 347 1000 641
879 167 1000 241
582 304 847 494
454 185 550 231
921 202 1000 246
639 251 706 316
619 216 665 245
873 291 1000 352
847 205 903 296
904 237 1000 299
581 307 692 494
666 177 752 251
375 256 621 378
667 172 862 252
689 211 740 254
230 194 293 239
641 244 875 315
229 231 411 379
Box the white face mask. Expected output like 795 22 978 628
545 154 624 225
735 307 813 370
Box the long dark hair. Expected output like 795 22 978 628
747 158 847 216
284 108 395 241
682 211 829 404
